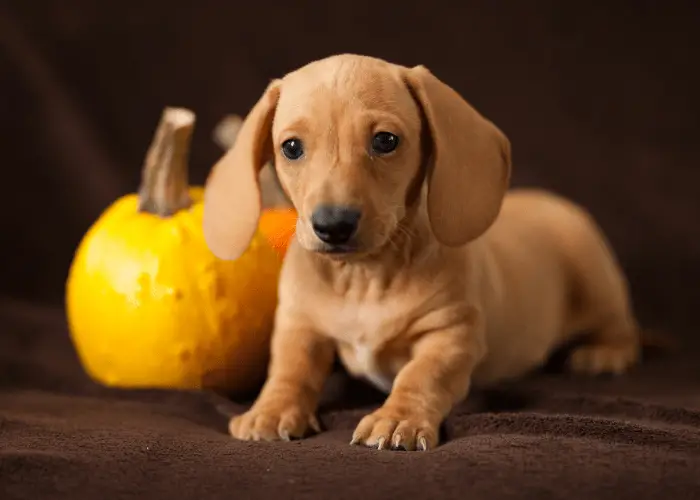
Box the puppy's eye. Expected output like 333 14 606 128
371 132 400 155
281 138 304 160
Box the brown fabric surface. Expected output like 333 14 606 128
3 301 700 499
2 1 700 498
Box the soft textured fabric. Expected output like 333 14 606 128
1 1 700 498
2 300 700 499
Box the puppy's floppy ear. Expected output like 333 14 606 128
203 80 281 260
403 65 511 246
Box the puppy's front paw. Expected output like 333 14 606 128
350 408 439 451
229 404 321 442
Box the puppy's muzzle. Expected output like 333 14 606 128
311 205 362 251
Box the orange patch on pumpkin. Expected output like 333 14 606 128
258 208 297 258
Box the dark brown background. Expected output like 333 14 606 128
2 1 699 334
2 2 700 499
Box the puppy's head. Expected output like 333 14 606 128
203 54 511 261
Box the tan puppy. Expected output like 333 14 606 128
202 54 642 451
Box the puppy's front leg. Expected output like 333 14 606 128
229 321 335 441
351 320 484 451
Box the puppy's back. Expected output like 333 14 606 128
493 188 631 326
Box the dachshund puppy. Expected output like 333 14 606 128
202 54 642 451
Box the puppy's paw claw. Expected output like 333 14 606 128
417 436 429 452
350 409 438 452
229 405 320 442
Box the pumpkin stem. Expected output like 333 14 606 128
138 107 195 217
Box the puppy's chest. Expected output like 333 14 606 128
316 298 413 393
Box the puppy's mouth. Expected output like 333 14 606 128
315 243 361 256
308 228 397 260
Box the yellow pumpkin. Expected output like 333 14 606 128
65 107 282 395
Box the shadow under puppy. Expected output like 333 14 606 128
202 54 643 451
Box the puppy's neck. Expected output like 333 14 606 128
307 199 437 299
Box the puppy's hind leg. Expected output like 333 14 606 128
564 226 642 376
568 317 641 376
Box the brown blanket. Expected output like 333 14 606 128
3 300 700 499
2 1 700 498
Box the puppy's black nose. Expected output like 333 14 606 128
311 205 361 245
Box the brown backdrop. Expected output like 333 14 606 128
2 1 699 341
